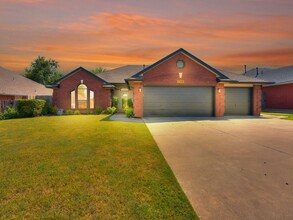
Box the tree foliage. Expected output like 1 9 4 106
92 67 106 75
24 56 62 85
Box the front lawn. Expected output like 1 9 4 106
0 115 197 219
262 112 293 120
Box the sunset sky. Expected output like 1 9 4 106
0 0 292 73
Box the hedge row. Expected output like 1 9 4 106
0 99 53 120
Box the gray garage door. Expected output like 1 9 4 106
143 87 214 116
225 87 252 115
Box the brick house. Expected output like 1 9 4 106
244 66 293 110
49 48 269 116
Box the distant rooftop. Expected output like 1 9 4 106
0 67 52 96
99 65 148 83
243 65 293 84
219 70 268 83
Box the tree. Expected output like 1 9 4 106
24 56 63 85
91 67 106 75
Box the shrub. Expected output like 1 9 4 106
2 107 19 119
17 99 46 117
95 106 103 115
127 98 133 108
106 106 116 115
0 112 3 120
66 109 73 115
42 99 53 115
74 110 80 115
111 106 117 114
125 107 134 118
51 106 58 115
112 96 119 109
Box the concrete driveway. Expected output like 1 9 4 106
144 117 293 220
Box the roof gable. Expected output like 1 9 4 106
50 67 109 87
131 48 228 79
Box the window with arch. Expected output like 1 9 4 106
70 83 94 109
78 84 87 109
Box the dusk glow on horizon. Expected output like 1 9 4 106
0 0 292 73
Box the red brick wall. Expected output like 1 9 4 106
133 82 143 117
215 83 225 117
262 84 293 109
143 53 217 86
53 69 111 112
253 85 262 115
0 95 15 100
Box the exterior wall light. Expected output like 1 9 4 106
138 88 142 93
81 80 83 84
179 72 183 79
217 88 221 93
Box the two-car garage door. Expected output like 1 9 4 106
143 86 253 117
143 87 214 116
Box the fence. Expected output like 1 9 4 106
0 100 17 112
0 96 53 112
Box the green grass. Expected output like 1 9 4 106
262 112 293 120
0 115 198 219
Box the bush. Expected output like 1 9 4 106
74 110 80 115
51 106 58 115
106 106 116 115
17 99 46 117
0 112 3 120
66 109 73 115
112 96 119 109
95 106 103 115
41 100 50 115
2 107 19 119
125 107 134 118
127 98 133 108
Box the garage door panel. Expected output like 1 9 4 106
225 87 252 115
143 87 214 116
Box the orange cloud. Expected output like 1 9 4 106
0 12 292 73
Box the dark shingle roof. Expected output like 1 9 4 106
243 66 293 84
219 70 269 83
0 67 52 96
99 65 147 83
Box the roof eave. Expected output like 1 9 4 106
45 84 59 88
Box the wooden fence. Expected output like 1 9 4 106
0 100 17 112
0 96 52 112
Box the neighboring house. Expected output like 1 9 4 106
49 48 269 117
244 66 293 110
0 66 52 100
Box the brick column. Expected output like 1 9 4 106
215 83 225 117
133 82 143 117
253 85 261 116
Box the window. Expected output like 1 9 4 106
90 90 94 109
78 84 87 109
71 90 75 109
90 90 95 108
